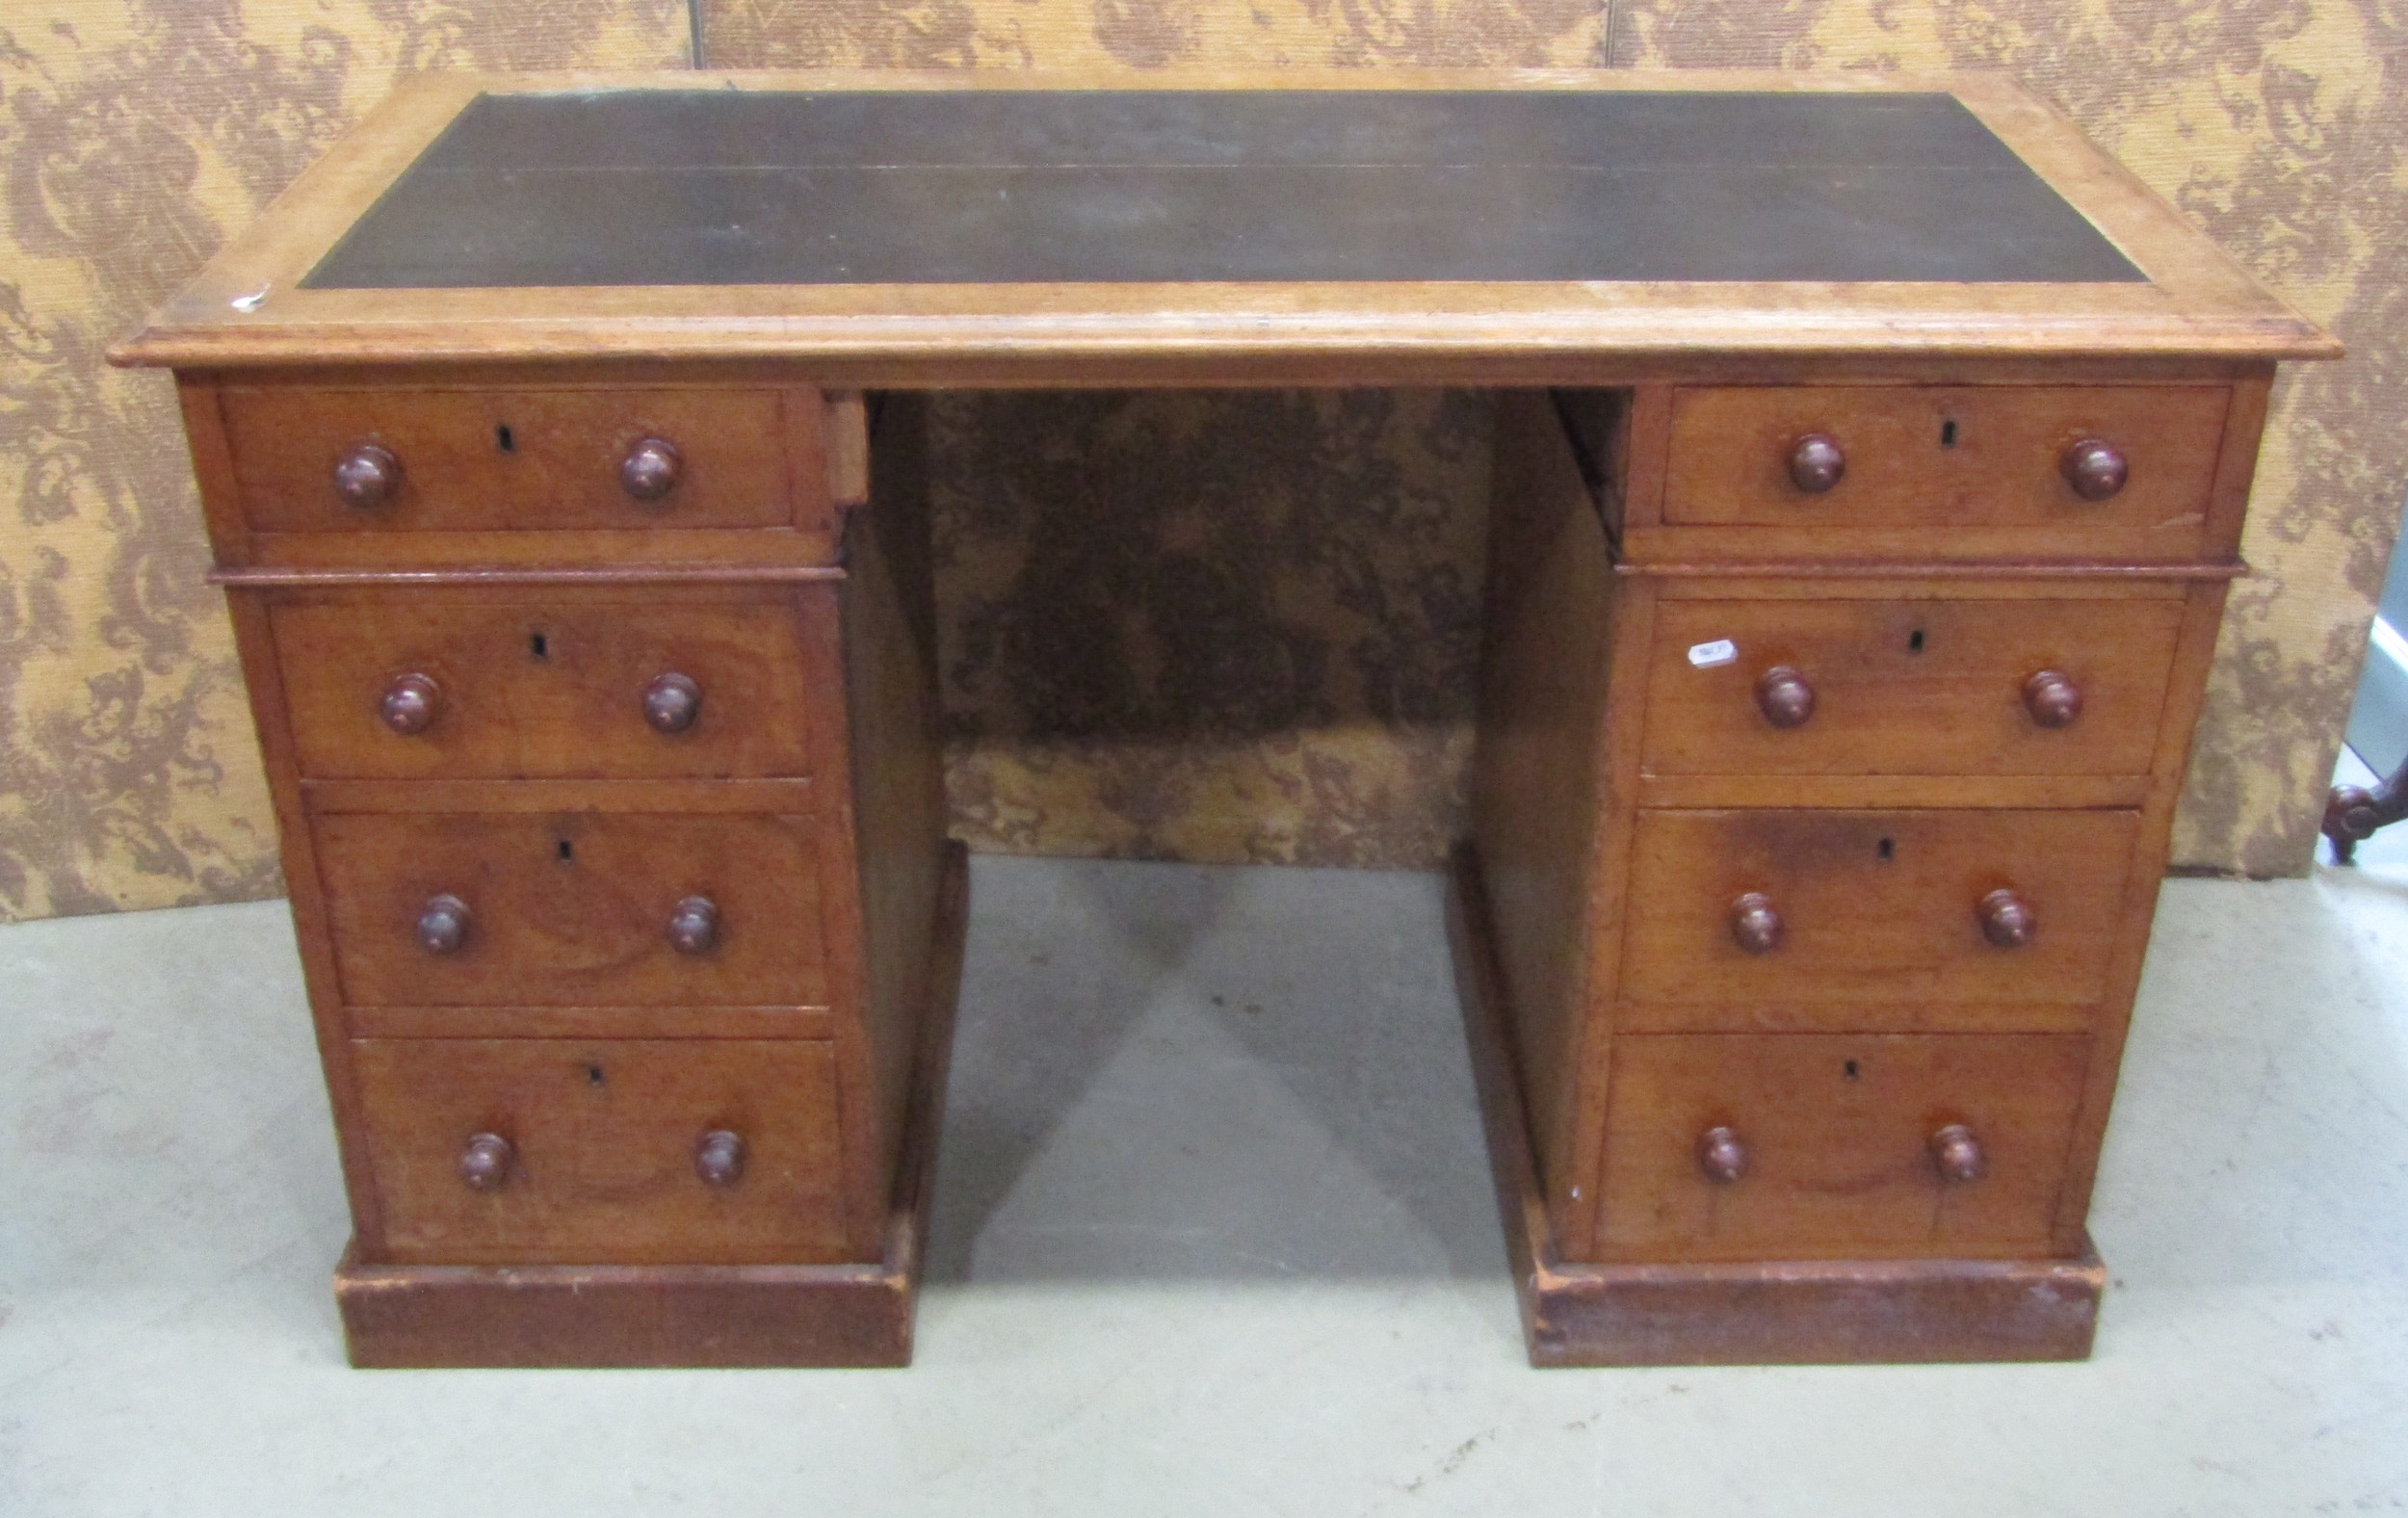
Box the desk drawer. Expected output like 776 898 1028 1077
222 385 806 532
352 1037 848 1265
1642 596 2183 778
1621 809 2138 1008
1662 385 2227 553
315 811 826 1008
1596 1033 2088 1261
272 589 818 780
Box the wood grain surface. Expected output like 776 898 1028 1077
311 809 827 1008
1639 595 2184 779
221 383 811 531
1593 1032 2090 1262
271 586 824 780
1619 808 2139 1008
350 1036 850 1265
1470 390 1626 1242
1660 384 2229 554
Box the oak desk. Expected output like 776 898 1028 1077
115 70 2335 1368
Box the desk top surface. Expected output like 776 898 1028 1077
115 70 2334 378
304 90 2138 290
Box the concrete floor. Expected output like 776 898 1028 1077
5 847 2407 1516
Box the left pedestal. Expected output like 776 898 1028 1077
174 377 955 1368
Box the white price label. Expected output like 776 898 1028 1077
1687 639 1739 668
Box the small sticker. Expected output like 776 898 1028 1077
1687 639 1739 668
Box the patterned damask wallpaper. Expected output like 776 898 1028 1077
931 389 1492 864
1 0 2397 918
0 2 688 920
701 0 1605 67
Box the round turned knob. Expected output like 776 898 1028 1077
458 1132 514 1191
417 893 471 955
1730 892 1784 955
667 896 720 955
380 672 441 735
1930 1123 1987 1184
1787 432 1845 493
642 672 701 735
1976 887 2036 949
695 1129 746 1188
2060 438 2129 501
2023 669 2084 729
1755 666 1816 729
620 436 683 502
332 442 401 509
1697 1125 1749 1184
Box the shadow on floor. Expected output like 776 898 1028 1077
922 855 1508 1287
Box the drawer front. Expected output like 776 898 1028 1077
222 386 803 532
353 1038 848 1264
1662 385 2227 548
273 589 816 780
1622 809 2139 1008
1597 1033 2089 1261
315 812 825 1007
1643 597 2183 777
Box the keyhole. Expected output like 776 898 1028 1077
1908 628 1926 655
1844 1059 1862 1080
1877 837 1896 862
587 1063 606 1087
495 423 516 454
1940 419 1958 448
529 632 548 660
556 838 574 863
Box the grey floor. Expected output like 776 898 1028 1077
6 839 2408 1515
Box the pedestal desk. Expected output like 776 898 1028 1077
114 70 2336 1368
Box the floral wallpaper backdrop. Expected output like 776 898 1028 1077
0 0 2396 919
700 0 1606 68
929 388 1494 865
0 2 688 920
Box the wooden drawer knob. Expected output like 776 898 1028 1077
620 436 683 501
1755 666 1816 728
2060 438 2129 501
642 672 702 734
1976 887 2035 949
417 893 471 955
1929 1123 1987 1184
380 672 441 735
2023 669 2083 728
1787 432 1845 493
667 895 720 955
332 442 401 509
1730 892 1784 955
1697 1125 1749 1184
458 1132 514 1191
695 1129 746 1187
